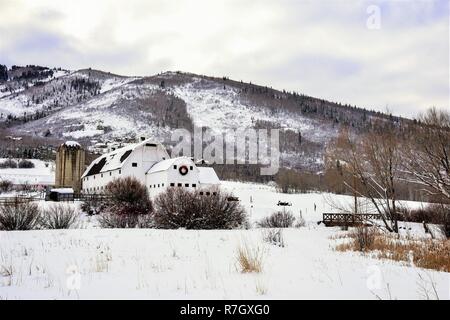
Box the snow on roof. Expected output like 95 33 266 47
147 157 193 174
63 141 81 148
198 167 220 185
50 188 74 194
82 139 166 178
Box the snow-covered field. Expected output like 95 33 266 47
0 159 54 186
0 181 448 300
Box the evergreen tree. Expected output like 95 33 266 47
0 64 8 81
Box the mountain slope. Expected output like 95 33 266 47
0 66 408 172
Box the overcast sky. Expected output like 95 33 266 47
0 0 448 118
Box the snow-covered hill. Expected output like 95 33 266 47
0 66 407 172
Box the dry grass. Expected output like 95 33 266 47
235 244 263 273
335 228 450 272
0 264 13 277
255 281 268 295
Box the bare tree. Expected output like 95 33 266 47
402 107 450 202
328 125 401 232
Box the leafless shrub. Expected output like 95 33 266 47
154 187 247 229
235 244 263 273
0 199 40 230
0 159 17 169
398 204 449 225
98 212 154 228
262 229 285 247
353 225 376 251
17 159 34 168
0 180 13 193
106 177 152 211
257 210 295 228
39 204 79 229
295 213 306 228
80 193 107 215
98 177 153 228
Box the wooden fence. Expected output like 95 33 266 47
0 196 42 205
0 193 111 204
49 193 112 202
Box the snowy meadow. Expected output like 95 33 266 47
0 181 448 300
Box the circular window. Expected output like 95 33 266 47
179 165 189 176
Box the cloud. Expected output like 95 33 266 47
0 0 448 118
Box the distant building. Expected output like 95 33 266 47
81 138 220 197
55 141 85 192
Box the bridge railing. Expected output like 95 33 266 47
322 213 382 227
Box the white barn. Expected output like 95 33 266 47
81 139 220 197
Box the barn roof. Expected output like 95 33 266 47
81 139 165 178
146 157 194 174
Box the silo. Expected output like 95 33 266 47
55 141 85 192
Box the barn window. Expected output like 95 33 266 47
213 192 217 196
132 162 137 167
206 192 211 196
101 174 103 178
178 183 182 187
162 183 164 187
149 185 152 188
200 191 204 195
192 184 196 188
110 172 112 176
158 184 160 187
154 184 156 188
119 170 121 174
185 183 189 187
190 166 193 170
170 183 175 187
173 165 177 169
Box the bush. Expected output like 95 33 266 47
18 159 35 168
0 199 40 230
98 212 153 228
0 180 13 193
262 229 285 247
154 187 247 229
80 193 108 215
0 159 17 169
295 213 306 228
40 204 79 229
99 177 153 228
257 210 295 228
398 204 449 225
353 225 376 251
